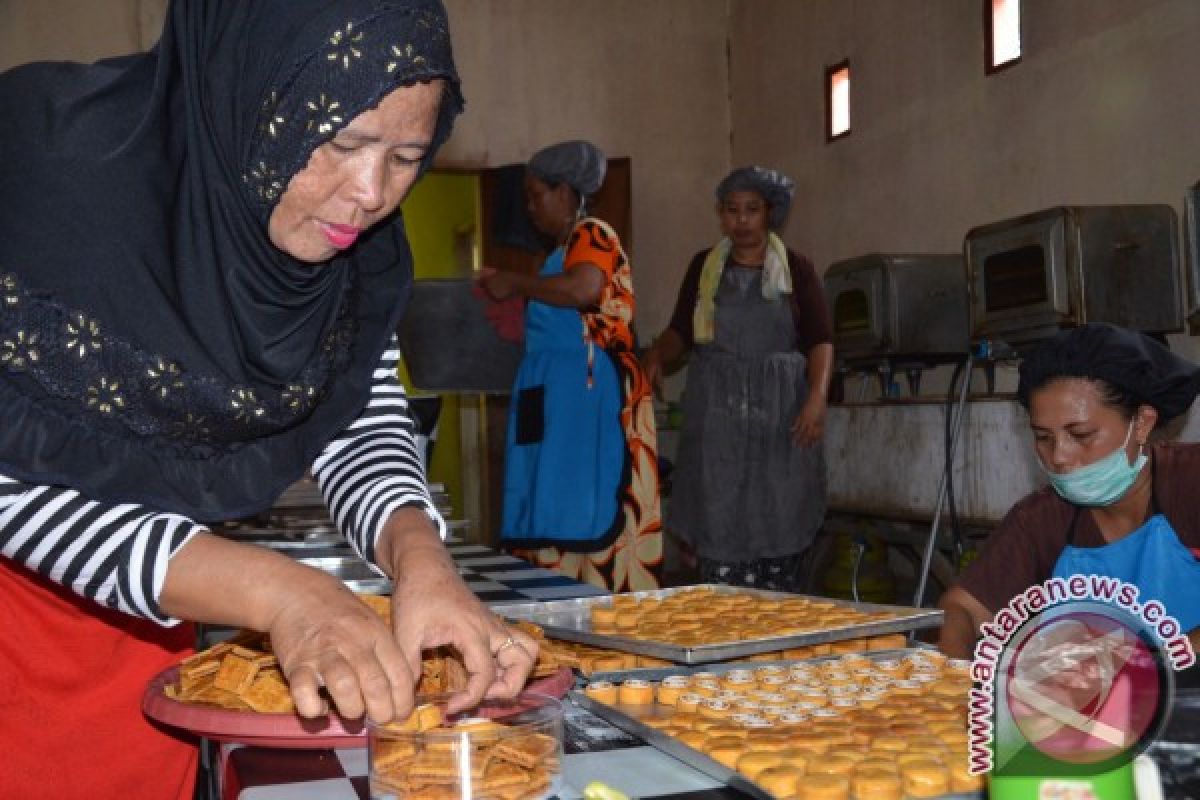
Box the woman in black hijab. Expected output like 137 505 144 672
939 323 1200 659
0 2 535 795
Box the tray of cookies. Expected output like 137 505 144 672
493 585 943 665
143 595 574 748
571 648 984 800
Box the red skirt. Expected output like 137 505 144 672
0 559 197 799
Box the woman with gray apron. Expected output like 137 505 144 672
643 166 834 590
940 323 1200 659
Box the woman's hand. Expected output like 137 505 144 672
937 587 991 659
641 329 685 402
472 280 525 343
264 570 415 724
790 394 827 447
377 509 539 715
641 345 665 400
478 266 516 301
160 532 417 724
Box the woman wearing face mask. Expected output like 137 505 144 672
641 166 833 591
938 323 1200 659
0 2 537 796
479 141 662 591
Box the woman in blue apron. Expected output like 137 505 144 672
939 323 1200 658
480 141 662 591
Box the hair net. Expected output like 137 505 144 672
527 140 607 197
716 166 796 230
1017 323 1200 421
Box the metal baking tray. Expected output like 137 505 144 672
570 692 772 799
571 650 981 800
296 556 391 595
587 648 917 683
493 585 943 664
571 693 981 800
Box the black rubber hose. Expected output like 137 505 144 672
945 358 967 563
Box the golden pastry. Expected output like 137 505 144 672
949 763 985 793
777 712 810 726
754 732 803 752
896 751 943 767
807 754 859 777
655 682 686 707
870 735 908 753
735 751 784 780
867 633 908 650
852 768 904 800
699 698 733 719
590 605 618 628
790 733 833 754
703 735 747 769
796 773 851 800
706 723 747 740
755 765 806 797
590 655 629 673
583 681 618 704
900 760 951 798
617 679 655 705
856 757 899 773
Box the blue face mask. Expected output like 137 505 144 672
1042 419 1147 507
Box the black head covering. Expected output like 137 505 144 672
0 0 463 521
716 166 795 230
1017 323 1200 421
527 140 608 197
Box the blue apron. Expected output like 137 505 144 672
499 247 624 546
1051 463 1200 632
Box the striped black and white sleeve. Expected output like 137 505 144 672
311 337 446 568
0 474 205 625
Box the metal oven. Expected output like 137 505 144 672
965 205 1183 350
1181 182 1200 334
824 253 969 396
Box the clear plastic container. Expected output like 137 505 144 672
369 692 563 799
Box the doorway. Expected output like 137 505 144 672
398 160 633 545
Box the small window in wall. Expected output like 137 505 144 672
985 0 1021 72
826 60 851 141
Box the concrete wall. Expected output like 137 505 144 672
440 0 732 340
0 0 166 63
729 0 1200 284
0 0 733 347
10 0 1200 389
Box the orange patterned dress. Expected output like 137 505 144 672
509 218 662 591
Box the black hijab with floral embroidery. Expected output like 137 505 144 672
0 0 462 520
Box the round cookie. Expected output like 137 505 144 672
755 765 806 797
901 759 951 798
796 773 850 800
617 679 654 705
583 681 618 704
852 768 904 800
735 751 785 780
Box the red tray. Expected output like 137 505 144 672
143 665 574 749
